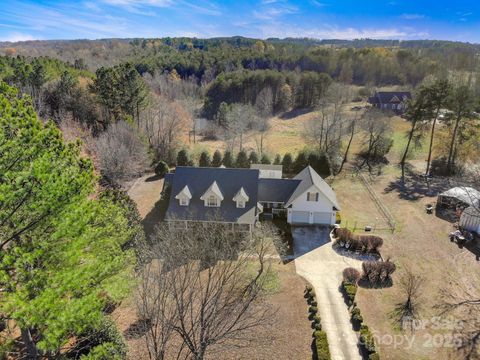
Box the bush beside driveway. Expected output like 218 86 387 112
292 226 363 360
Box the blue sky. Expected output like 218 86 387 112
1 0 479 43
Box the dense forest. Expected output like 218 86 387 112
1 36 479 176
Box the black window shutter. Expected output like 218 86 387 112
316 193 319 201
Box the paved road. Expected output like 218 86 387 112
292 227 363 360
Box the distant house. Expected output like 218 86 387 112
163 165 340 233
368 91 412 114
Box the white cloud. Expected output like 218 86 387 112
255 23 427 40
0 32 37 42
102 0 173 7
100 0 221 16
309 0 327 7
253 2 298 20
400 13 425 20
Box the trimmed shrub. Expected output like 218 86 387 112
273 154 281 165
176 149 190 166
154 161 169 177
362 259 396 285
334 228 383 254
343 267 361 284
222 151 234 168
199 151 211 167
313 323 322 331
359 324 376 353
211 150 222 167
369 353 380 360
312 315 321 324
309 306 318 314
342 281 357 306
314 330 331 360
282 153 293 173
248 151 259 164
351 306 363 323
260 154 271 164
236 150 249 168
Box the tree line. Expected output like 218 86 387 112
203 69 331 118
172 148 331 177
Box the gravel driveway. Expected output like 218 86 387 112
292 226 363 360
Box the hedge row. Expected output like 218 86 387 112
305 285 331 360
341 278 380 359
314 330 331 360
342 280 357 307
333 228 383 254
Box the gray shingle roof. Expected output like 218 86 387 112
258 178 301 203
372 91 412 104
285 166 340 210
165 167 259 224
439 187 480 207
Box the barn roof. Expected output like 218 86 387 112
439 187 480 207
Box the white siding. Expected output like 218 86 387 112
288 185 336 225
258 169 282 179
291 211 309 223
460 208 480 233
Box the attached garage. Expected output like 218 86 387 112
291 211 310 224
313 212 331 225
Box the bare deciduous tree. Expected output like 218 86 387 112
224 104 257 152
359 108 392 172
139 96 189 163
136 222 282 360
439 273 480 359
255 87 274 119
305 83 351 161
391 267 425 331
95 120 148 185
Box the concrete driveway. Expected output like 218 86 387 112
292 226 363 360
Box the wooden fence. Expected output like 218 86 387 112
358 172 396 233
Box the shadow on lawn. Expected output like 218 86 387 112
279 107 312 120
124 319 151 340
384 167 452 201
142 185 170 241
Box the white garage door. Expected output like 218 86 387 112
291 211 310 224
313 212 331 224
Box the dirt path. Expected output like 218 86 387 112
293 227 364 360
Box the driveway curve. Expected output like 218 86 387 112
292 226 363 360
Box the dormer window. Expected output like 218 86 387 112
175 185 192 207
233 187 249 209
207 195 219 207
200 181 224 208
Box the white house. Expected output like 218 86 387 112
285 166 339 225
163 165 340 231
